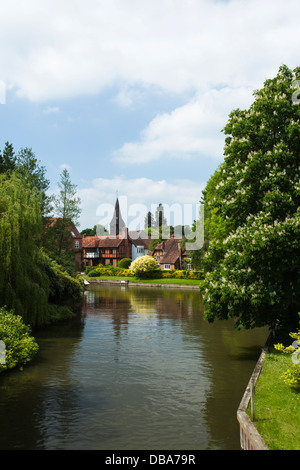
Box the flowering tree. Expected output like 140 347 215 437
129 255 159 279
200 65 300 333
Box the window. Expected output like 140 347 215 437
186 264 192 270
74 240 80 249
164 264 170 270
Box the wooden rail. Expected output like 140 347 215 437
237 337 271 450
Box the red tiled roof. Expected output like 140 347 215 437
82 235 124 248
151 237 182 265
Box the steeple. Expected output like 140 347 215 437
110 198 126 236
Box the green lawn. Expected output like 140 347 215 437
85 275 200 286
250 348 300 450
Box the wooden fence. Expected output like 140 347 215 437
237 337 272 450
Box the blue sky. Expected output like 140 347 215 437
0 0 299 229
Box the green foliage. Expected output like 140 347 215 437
0 142 16 174
0 173 50 326
88 267 131 277
52 168 81 256
0 307 39 373
200 65 300 332
160 270 204 280
117 258 132 269
129 255 160 279
45 256 83 305
86 263 204 280
15 147 52 217
274 326 300 387
0 173 83 327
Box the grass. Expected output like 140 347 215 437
85 274 200 286
249 347 300 450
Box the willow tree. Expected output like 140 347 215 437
0 173 50 325
200 65 300 335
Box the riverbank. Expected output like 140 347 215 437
248 347 300 450
85 276 200 289
237 334 300 451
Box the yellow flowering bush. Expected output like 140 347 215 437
129 255 159 279
274 327 300 387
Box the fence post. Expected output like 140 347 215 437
250 379 255 421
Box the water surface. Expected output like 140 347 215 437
0 285 267 450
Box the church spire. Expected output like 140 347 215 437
110 197 126 236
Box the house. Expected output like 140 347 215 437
83 198 147 267
83 232 132 267
148 235 186 270
129 230 151 261
82 198 188 270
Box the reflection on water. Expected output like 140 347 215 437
0 286 267 450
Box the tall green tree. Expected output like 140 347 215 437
16 147 52 217
0 172 83 327
52 168 81 256
154 203 167 228
144 211 155 230
200 65 300 334
0 173 50 325
0 142 16 174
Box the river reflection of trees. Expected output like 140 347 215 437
0 285 268 450
83 285 268 450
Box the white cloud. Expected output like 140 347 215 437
114 86 254 163
43 106 60 114
0 0 299 102
77 176 205 229
59 163 72 171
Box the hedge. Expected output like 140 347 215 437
87 265 204 280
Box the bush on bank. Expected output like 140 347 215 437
86 263 204 280
0 307 39 374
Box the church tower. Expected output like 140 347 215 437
110 198 126 236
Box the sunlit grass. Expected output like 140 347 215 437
249 348 300 450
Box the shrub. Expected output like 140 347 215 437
118 258 132 269
129 255 160 279
0 307 39 373
274 325 300 387
87 267 131 277
46 258 83 304
160 270 204 280
88 269 100 277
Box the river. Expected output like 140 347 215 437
0 285 267 450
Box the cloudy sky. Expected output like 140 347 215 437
0 0 299 229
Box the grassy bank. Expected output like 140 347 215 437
249 347 300 450
85 274 200 286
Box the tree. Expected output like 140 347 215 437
0 142 16 174
16 147 52 217
0 173 50 325
81 224 107 237
200 65 300 334
144 211 155 230
0 169 83 328
154 203 167 228
52 168 81 255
